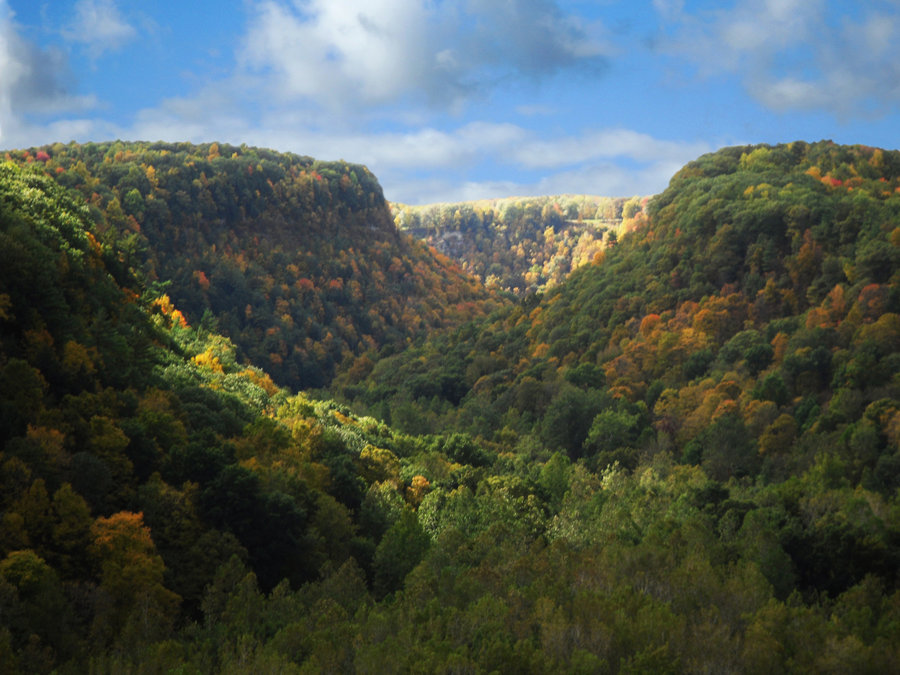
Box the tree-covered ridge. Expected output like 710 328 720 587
395 194 642 295
4 141 503 390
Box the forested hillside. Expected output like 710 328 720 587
2 141 900 673
333 141 900 668
395 194 639 295
3 141 501 390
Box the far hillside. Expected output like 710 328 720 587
394 194 643 295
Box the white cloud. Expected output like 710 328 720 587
383 156 687 206
387 176 525 206
246 117 702 179
652 0 684 21
241 0 437 107
534 162 676 198
659 0 823 74
377 129 707 202
509 129 709 169
64 0 136 57
0 1 97 148
239 0 610 112
752 77 827 110
460 0 612 70
657 0 900 118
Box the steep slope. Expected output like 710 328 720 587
395 194 639 294
5 141 502 390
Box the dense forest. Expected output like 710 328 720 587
2 140 900 673
394 195 639 295
2 141 500 391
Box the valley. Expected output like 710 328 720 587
1 140 898 673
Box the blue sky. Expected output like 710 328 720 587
2 0 899 204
